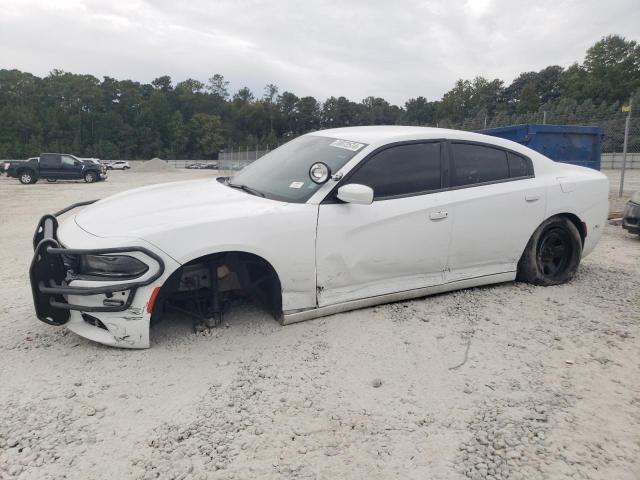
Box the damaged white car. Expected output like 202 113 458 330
30 126 609 348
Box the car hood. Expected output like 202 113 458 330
75 178 283 239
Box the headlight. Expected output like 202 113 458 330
79 255 148 278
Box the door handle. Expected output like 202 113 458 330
525 194 540 202
429 211 448 220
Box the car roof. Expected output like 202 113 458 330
308 125 549 160
310 125 449 144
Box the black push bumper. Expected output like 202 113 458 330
30 201 165 326
622 201 640 235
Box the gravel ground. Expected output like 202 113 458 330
0 169 638 480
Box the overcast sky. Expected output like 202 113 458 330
1 0 639 105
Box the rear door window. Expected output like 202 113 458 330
507 152 531 178
451 143 509 187
347 142 442 199
40 155 60 168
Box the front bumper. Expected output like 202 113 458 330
29 201 165 327
622 201 640 234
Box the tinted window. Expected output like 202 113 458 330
40 154 59 168
61 155 76 166
451 143 509 186
348 142 441 199
508 152 531 178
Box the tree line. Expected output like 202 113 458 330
0 34 638 160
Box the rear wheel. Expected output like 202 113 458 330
84 171 97 183
19 170 36 184
517 216 582 286
46 178 57 183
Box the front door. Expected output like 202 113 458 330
316 141 452 307
60 155 81 179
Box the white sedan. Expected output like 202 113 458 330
30 126 609 348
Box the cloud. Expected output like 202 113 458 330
0 0 638 104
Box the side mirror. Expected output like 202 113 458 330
336 184 374 205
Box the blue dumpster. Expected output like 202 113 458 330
478 124 603 170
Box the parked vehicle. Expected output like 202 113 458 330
204 162 218 170
29 126 609 348
186 163 207 169
81 158 102 165
622 191 640 235
5 153 107 184
106 161 130 170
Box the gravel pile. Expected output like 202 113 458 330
457 398 568 480
0 391 105 479
134 158 176 173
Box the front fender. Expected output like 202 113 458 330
144 205 319 312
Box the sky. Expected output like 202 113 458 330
1 0 639 105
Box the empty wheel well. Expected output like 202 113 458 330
152 251 282 324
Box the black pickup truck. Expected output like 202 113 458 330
3 153 107 184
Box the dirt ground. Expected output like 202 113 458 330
0 169 638 480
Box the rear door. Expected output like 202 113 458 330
316 141 452 306
445 142 546 281
39 154 62 178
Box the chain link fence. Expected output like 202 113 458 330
216 147 270 175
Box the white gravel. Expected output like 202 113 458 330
0 169 638 480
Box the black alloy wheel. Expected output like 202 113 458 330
537 227 572 279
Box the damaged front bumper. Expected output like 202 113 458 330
29 201 167 346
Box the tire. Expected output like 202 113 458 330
18 170 36 184
124 166 130 170
516 216 582 286
46 178 57 183
84 171 97 183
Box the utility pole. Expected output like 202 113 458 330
542 111 547 125
619 99 632 197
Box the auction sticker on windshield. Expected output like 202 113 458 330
330 139 365 151
289 181 304 189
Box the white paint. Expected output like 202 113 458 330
53 126 609 348
316 191 452 306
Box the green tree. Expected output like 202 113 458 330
207 74 229 99
188 113 224 157
517 81 540 114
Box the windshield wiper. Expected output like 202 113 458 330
227 182 265 198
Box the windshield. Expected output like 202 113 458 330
228 135 366 202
